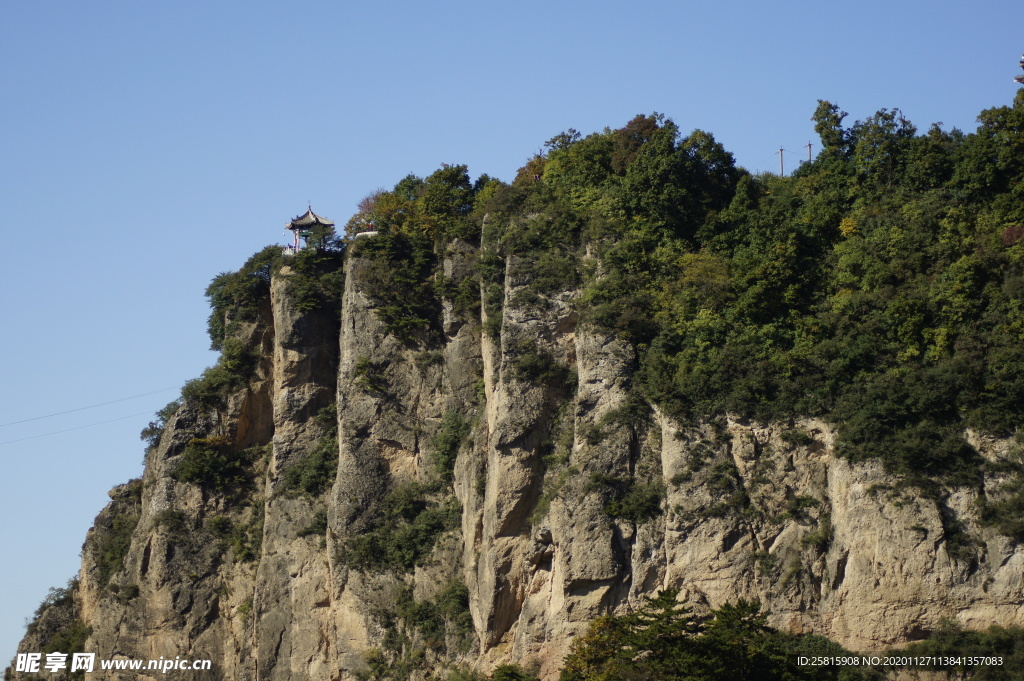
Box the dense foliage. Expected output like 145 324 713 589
431 411 470 482
530 99 1024 485
352 230 441 343
205 506 264 562
350 96 1024 489
560 590 879 681
339 482 461 571
139 399 181 451
180 337 258 410
171 436 263 495
205 245 280 350
341 165 491 343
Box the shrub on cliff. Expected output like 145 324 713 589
352 230 440 343
340 483 461 571
21 579 93 679
280 434 338 497
285 228 345 313
431 411 470 482
180 337 258 410
205 245 281 350
172 437 261 494
139 399 182 451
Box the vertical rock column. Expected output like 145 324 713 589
252 268 338 681
326 250 412 675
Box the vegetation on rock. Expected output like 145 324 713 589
94 480 142 588
342 96 1024 496
280 404 339 497
339 482 461 571
171 437 262 495
19 580 92 680
431 411 470 482
24 93 1024 681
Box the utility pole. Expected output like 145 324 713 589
778 147 784 177
806 141 813 162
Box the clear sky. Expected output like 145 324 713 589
1 0 1021 665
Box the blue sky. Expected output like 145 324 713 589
1 0 1021 664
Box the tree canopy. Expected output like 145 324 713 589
341 94 1024 490
560 590 879 681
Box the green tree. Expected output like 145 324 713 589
850 108 917 189
812 100 853 158
560 592 879 681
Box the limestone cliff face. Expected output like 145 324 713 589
9 244 1024 681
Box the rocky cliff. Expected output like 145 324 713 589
9 236 1024 681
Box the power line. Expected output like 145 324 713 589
0 411 155 446
0 387 178 429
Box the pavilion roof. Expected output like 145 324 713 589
287 207 334 230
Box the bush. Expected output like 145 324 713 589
396 579 475 654
802 514 832 552
172 437 261 494
230 505 264 562
110 583 139 602
299 507 329 537
353 356 389 395
140 399 182 450
441 668 485 681
979 461 1024 539
285 233 345 314
683 459 750 520
205 514 233 537
33 580 78 619
434 580 473 638
781 429 815 446
506 338 572 388
280 436 338 496
153 509 187 535
783 495 820 521
203 507 264 561
884 620 1024 679
340 484 461 571
589 474 665 523
205 245 281 350
560 590 880 681
981 490 1024 539
517 249 580 296
96 512 139 587
431 411 470 482
353 231 440 343
414 350 445 375
181 337 258 410
479 248 506 338
492 665 540 681
436 270 481 317
22 579 93 679
43 620 92 656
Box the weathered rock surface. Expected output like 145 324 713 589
9 242 1024 681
